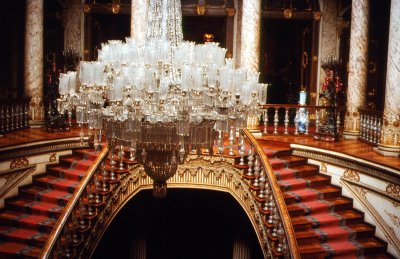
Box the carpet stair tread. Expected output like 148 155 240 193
0 211 56 232
33 175 79 193
6 198 63 218
20 186 72 205
47 165 86 180
0 241 41 258
0 225 48 246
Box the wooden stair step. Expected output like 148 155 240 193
347 223 375 239
278 155 308 167
0 225 48 247
0 211 56 233
289 164 320 178
33 175 79 193
291 216 313 231
302 174 331 188
358 237 387 254
283 191 348 207
46 165 86 181
20 186 72 206
295 229 320 245
59 156 93 169
6 198 63 218
335 209 364 224
297 243 325 259
0 241 41 259
311 185 342 199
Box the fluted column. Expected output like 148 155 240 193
377 0 400 156
239 0 262 72
24 0 44 124
343 0 369 138
131 0 149 45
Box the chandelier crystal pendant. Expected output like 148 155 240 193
58 0 264 198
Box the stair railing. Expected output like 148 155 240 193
40 145 109 258
242 129 300 259
358 108 383 146
261 104 344 136
0 97 30 136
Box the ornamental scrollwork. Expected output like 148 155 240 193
385 210 400 228
386 183 400 199
49 153 57 163
320 162 327 173
343 169 360 182
9 157 29 169
355 186 367 199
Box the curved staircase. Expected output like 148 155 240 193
256 139 392 258
0 148 99 258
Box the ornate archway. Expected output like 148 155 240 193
81 155 272 258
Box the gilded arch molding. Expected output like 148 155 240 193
80 155 272 258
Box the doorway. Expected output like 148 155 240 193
261 19 314 104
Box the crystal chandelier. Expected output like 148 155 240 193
58 0 264 198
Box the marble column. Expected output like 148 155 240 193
64 0 83 53
343 0 369 138
131 0 149 45
377 0 400 156
239 0 262 72
24 0 44 125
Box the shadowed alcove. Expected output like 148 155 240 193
92 189 264 259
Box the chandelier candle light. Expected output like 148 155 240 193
58 0 264 198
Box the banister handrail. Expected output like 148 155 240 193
261 103 345 110
243 129 300 259
358 107 383 116
40 145 109 258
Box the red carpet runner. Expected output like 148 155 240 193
0 149 99 258
259 141 389 258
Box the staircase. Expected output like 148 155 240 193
0 149 99 258
256 139 392 258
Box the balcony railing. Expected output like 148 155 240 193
260 104 344 136
358 108 383 146
0 97 30 136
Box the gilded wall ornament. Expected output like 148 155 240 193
9 157 29 169
386 183 400 199
385 210 400 228
355 186 367 199
49 153 57 163
343 169 360 182
320 162 327 173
